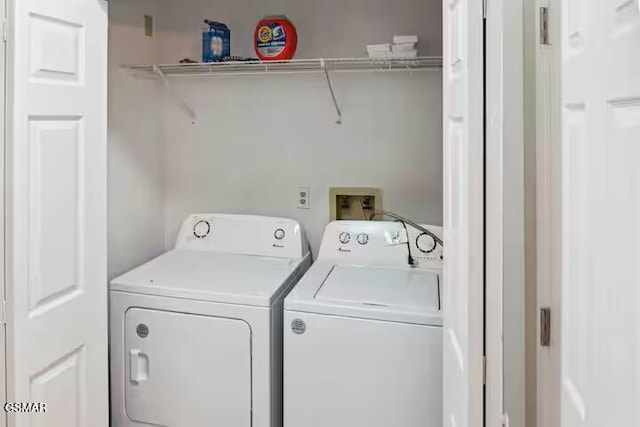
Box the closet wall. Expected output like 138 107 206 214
108 0 443 277
161 73 442 253
109 0 166 278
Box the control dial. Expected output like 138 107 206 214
416 232 437 253
193 220 211 239
338 232 351 244
357 233 369 245
274 228 286 240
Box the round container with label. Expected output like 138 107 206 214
254 16 298 61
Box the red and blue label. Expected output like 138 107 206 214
254 17 297 61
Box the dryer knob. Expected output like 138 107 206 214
274 228 286 240
193 220 211 239
338 232 351 244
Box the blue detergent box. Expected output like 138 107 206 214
202 20 230 62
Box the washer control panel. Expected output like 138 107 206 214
356 233 369 245
175 214 308 259
338 232 351 244
318 221 443 268
193 220 212 239
408 228 443 264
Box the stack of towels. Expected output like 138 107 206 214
367 35 418 59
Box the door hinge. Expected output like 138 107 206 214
540 7 550 45
540 307 551 346
2 18 6 43
1 300 6 325
482 356 486 385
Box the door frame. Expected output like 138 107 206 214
0 0 6 423
3 0 14 420
535 0 562 424
485 0 526 425
0 0 9 427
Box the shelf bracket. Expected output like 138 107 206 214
153 65 197 123
321 59 342 124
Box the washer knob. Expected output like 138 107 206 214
193 220 211 239
338 232 351 244
274 228 286 240
357 233 369 245
416 232 437 253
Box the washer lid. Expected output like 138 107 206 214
285 262 442 326
316 266 440 311
110 249 305 307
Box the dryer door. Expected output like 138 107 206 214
124 308 251 427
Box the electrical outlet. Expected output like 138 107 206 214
297 187 310 209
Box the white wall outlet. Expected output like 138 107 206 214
297 187 310 209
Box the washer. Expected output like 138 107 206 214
110 214 311 427
284 220 443 427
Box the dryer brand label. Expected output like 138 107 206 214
291 319 306 335
136 323 149 338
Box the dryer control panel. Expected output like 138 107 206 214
317 221 443 269
175 214 308 259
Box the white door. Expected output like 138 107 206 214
6 0 108 425
559 0 640 425
442 0 485 426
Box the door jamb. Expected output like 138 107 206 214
484 0 526 426
535 0 562 425
0 0 7 423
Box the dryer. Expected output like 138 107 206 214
284 220 443 427
110 214 311 427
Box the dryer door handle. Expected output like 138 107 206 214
129 349 149 385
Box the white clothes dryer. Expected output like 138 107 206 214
110 214 311 427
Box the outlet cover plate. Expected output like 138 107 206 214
297 186 310 209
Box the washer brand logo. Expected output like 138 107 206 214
338 248 351 253
136 324 149 338
272 243 285 248
291 319 306 335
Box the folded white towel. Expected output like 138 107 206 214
392 42 417 51
367 43 392 58
391 49 418 58
393 35 419 44
367 43 392 51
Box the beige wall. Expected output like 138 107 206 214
108 0 168 278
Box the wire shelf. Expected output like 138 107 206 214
121 57 442 124
123 57 443 77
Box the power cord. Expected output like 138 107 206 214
362 201 415 267
396 220 416 267
368 210 443 247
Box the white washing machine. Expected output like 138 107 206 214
284 220 443 427
110 214 311 427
